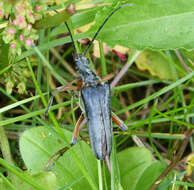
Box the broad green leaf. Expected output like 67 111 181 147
135 50 177 80
17 172 56 190
72 6 103 29
136 162 181 189
135 161 166 190
48 6 103 38
17 0 194 61
0 178 6 190
34 9 72 30
19 126 98 190
0 171 56 190
20 127 179 190
118 147 153 190
87 0 194 50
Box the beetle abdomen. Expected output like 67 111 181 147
81 83 112 160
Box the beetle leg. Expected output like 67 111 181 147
112 112 128 131
45 85 77 116
43 114 85 171
43 146 69 171
72 114 85 145
77 78 83 90
105 155 111 172
99 73 114 83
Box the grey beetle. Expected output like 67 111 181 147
46 4 134 165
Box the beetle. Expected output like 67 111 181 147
46 3 134 165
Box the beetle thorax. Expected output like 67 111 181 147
75 54 99 85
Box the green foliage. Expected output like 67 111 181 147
89 0 194 50
19 126 98 189
18 126 176 190
135 50 179 80
1 171 56 190
0 0 193 190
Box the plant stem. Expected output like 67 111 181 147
98 160 103 190
150 128 193 190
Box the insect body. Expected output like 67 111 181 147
46 4 134 163
82 83 112 159
75 54 112 159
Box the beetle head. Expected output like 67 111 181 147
75 54 99 85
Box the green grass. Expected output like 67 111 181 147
0 1 194 190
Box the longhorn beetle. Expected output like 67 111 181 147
46 4 134 166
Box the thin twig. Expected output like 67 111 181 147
110 51 141 88
174 50 190 74
150 128 193 190
152 138 168 154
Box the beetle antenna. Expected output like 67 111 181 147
48 7 77 54
83 4 134 56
